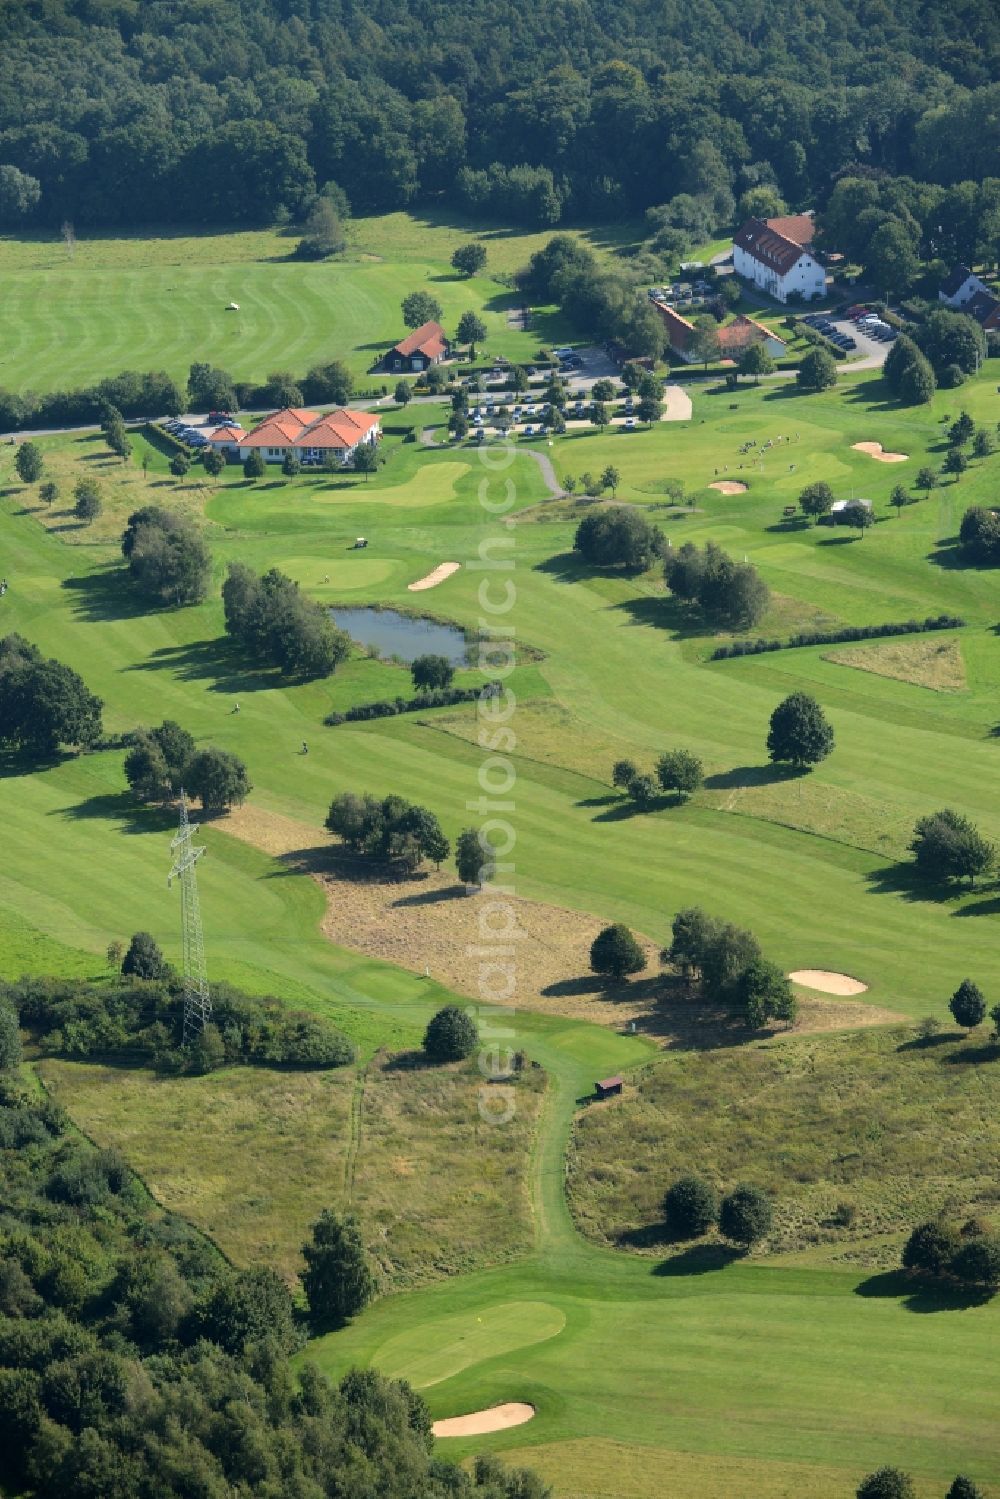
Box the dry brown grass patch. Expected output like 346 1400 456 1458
825 636 966 692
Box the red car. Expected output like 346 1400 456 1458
208 410 234 424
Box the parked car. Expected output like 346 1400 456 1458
624 417 637 430
523 425 534 435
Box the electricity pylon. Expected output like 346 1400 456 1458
168 790 211 1044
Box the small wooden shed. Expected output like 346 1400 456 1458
595 1075 623 1099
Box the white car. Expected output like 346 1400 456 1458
624 417 636 430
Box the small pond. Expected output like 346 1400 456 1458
330 606 468 666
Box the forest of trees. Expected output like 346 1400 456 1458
0 0 998 234
0 1035 547 1497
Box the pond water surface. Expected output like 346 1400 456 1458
330 606 468 665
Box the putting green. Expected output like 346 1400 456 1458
274 557 397 591
325 462 471 508
372 1300 566 1388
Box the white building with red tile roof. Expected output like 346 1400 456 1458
732 216 826 304
237 407 381 466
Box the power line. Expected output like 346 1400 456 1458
167 790 211 1045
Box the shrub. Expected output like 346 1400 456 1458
411 653 455 691
325 683 497 725
901 1218 961 1276
856 1468 916 1499
625 772 658 808
423 1005 479 1062
719 1184 772 1246
949 979 986 1030
574 508 664 570
663 1176 718 1239
121 932 169 982
612 758 639 789
590 924 647 981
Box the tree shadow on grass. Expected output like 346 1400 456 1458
612 595 705 639
855 1269 994 1311
534 551 591 583
62 568 156 623
941 1042 1000 1066
382 1049 438 1073
541 974 606 999
575 792 618 809
0 748 62 780
864 862 962 905
126 638 277 694
895 1031 962 1053
52 791 175 836
652 1244 742 1276
816 535 859 546
392 882 468 908
951 894 1000 918
703 763 804 790
927 539 972 570
591 792 690 821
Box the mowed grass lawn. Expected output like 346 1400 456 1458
5 350 1000 1495
0 208 641 396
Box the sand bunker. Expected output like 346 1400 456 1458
408 562 460 591
789 969 868 997
432 1403 535 1438
708 481 748 494
852 441 908 463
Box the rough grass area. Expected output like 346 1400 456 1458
36 1060 354 1282
499 1438 944 1499
37 1051 544 1288
352 1053 546 1284
826 636 967 692
567 1025 1000 1264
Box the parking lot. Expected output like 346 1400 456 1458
801 307 896 367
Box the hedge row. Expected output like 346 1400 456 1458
325 682 500 726
711 614 965 660
143 421 194 458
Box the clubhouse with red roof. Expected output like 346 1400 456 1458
206 406 381 468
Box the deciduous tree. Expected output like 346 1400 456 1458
401 290 443 328
656 749 703 799
766 692 834 767
14 441 42 484
301 1210 374 1331
451 242 487 276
